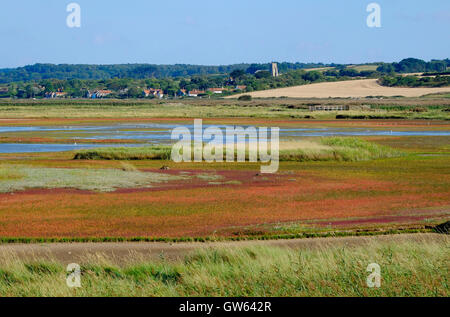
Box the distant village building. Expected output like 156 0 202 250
118 88 129 95
309 105 350 111
87 90 113 99
143 88 164 99
235 85 247 91
45 91 67 98
0 87 9 93
188 89 205 97
207 88 227 94
95 90 113 98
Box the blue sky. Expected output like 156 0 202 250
0 0 449 68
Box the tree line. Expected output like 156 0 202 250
379 75 450 88
0 62 333 84
376 58 449 74
1 58 448 99
0 67 375 99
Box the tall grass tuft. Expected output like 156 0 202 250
73 138 403 162
279 137 404 162
73 145 172 160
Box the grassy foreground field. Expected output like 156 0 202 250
0 235 447 297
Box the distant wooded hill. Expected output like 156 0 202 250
376 58 450 74
1 58 447 85
0 62 334 84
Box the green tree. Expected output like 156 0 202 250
127 87 142 98
255 71 271 79
230 69 246 80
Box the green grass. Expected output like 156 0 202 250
0 164 182 192
279 137 404 162
335 111 450 120
0 227 435 244
0 99 449 120
73 138 404 163
424 93 450 99
73 145 172 160
0 167 24 180
0 237 447 296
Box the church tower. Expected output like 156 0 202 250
271 62 279 77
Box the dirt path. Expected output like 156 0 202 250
229 79 450 98
0 234 446 264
